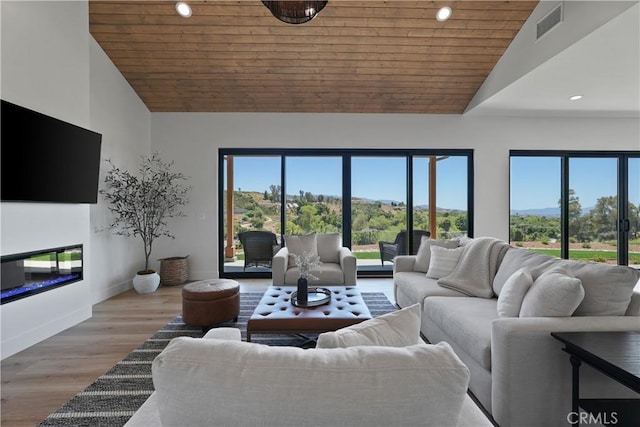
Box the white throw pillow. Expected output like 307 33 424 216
316 304 421 348
568 262 640 316
426 246 464 279
285 233 318 267
497 267 533 317
414 238 459 273
520 267 585 317
316 233 341 264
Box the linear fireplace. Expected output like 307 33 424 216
1 244 83 304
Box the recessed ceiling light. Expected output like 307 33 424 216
175 2 192 18
436 6 452 22
569 95 583 101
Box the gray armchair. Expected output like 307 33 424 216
272 233 356 286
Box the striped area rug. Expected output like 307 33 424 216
38 292 396 427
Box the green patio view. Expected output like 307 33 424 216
227 188 469 265
228 184 640 268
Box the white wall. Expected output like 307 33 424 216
89 37 150 304
0 0 93 359
150 113 640 279
1 1 150 359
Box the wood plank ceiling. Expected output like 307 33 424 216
89 1 538 114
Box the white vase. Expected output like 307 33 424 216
133 272 160 294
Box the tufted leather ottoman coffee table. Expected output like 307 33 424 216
247 285 371 342
182 279 240 330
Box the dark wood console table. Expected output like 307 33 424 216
551 332 640 427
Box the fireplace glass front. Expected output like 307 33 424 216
1 244 83 304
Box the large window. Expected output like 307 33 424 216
413 155 470 240
510 151 639 266
220 149 473 277
351 156 406 271
222 155 282 269
510 156 561 248
629 158 640 267
285 156 342 235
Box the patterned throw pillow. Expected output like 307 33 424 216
426 246 464 279
414 238 459 273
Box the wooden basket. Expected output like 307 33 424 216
159 256 189 286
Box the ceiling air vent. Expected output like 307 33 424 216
537 3 563 40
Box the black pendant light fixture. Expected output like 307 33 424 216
262 1 328 24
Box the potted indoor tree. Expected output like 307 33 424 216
101 153 190 294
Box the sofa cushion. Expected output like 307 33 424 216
316 233 341 264
423 296 497 370
427 246 464 279
414 237 459 273
567 262 640 316
493 247 560 295
285 233 318 267
520 267 585 317
497 267 533 318
284 262 344 285
316 303 421 348
394 272 468 309
152 337 471 427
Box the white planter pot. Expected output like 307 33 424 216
133 272 160 294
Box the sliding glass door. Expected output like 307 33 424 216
219 149 473 278
568 157 618 262
221 155 281 274
510 151 639 266
627 157 640 267
351 157 406 271
413 155 470 240
285 156 342 235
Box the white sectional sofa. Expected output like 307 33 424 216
394 237 640 427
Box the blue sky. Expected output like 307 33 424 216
511 157 640 210
230 156 639 211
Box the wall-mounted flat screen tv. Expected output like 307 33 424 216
1 100 102 204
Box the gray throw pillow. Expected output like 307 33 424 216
520 267 585 317
316 233 341 264
568 262 640 316
497 267 533 317
285 233 317 267
316 304 421 348
426 246 464 279
414 238 459 273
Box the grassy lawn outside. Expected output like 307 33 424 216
31 252 81 262
353 252 381 260
529 248 640 264
236 248 640 264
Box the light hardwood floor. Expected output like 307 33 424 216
1 278 394 426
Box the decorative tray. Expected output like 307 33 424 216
291 287 332 308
